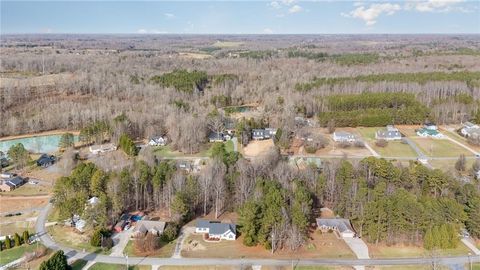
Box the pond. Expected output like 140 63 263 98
0 134 79 154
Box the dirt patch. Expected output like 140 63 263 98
0 129 80 142
184 238 207 251
1 73 74 88
0 196 49 214
243 139 275 157
178 52 212 59
320 207 335 218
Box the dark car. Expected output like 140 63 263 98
0 157 9 168
37 154 56 167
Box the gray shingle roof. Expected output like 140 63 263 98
196 220 236 235
316 218 354 234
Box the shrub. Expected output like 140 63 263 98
354 141 365 148
338 142 351 148
305 145 317 154
161 223 179 242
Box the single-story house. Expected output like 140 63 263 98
316 218 356 238
416 127 443 138
177 160 192 172
375 125 402 141
424 122 438 131
195 220 236 241
132 220 166 238
208 132 225 143
148 136 168 146
0 172 17 179
0 176 25 192
460 122 480 139
89 143 117 155
333 131 356 143
37 154 56 167
252 128 277 140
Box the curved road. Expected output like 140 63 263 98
36 203 480 268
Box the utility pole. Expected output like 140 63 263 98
468 252 472 270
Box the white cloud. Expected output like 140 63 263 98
263 28 274 34
137 29 148 34
288 4 303 13
137 29 168 34
164 13 175 18
406 0 466 13
342 3 401 26
269 1 281 9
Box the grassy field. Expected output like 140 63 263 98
125 238 176 258
371 266 449 270
71 259 89 270
411 138 472 157
473 263 480 270
368 242 472 258
357 127 417 157
0 244 44 265
181 232 354 259
429 158 475 172
2 184 51 196
47 225 109 254
212 41 243 48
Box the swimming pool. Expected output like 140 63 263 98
0 134 79 154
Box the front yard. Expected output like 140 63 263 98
357 127 417 158
47 224 109 254
181 231 355 259
411 137 472 157
0 243 46 265
368 242 472 258
124 238 176 258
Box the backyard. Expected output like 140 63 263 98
154 140 234 158
0 243 46 265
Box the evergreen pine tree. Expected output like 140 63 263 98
424 228 434 250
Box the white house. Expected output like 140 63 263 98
333 131 356 143
148 136 167 146
316 218 356 238
195 220 236 241
89 143 117 155
460 122 480 138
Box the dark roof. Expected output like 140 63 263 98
196 220 236 235
37 154 55 165
6 176 24 187
208 132 224 140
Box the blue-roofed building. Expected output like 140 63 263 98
195 220 236 241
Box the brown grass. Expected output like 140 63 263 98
181 230 354 259
243 139 275 157
0 196 49 213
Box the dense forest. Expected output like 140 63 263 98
52 146 480 251
1 35 480 139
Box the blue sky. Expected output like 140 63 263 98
1 1 479 34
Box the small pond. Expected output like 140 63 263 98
0 134 79 154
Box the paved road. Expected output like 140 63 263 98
35 203 480 267
232 137 238 152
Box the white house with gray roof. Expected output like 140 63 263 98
460 122 480 139
375 125 402 141
332 131 356 143
195 220 236 241
316 218 356 238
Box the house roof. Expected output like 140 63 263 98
134 220 166 234
208 132 224 140
37 154 55 165
376 129 401 139
316 218 354 234
6 176 24 187
196 220 236 235
334 131 354 138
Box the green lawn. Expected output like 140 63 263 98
429 158 475 173
411 138 472 157
89 262 149 270
0 244 44 265
357 127 417 157
70 259 89 270
125 238 176 258
473 263 480 270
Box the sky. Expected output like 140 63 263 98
1 1 479 34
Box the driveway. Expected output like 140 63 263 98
363 142 380 157
110 227 133 257
172 227 194 258
343 237 370 270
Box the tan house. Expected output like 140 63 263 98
0 176 25 192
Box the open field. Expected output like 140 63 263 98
88 262 149 270
181 231 355 259
369 266 449 270
357 127 417 157
178 52 213 59
154 141 234 159
429 158 475 173
0 195 49 214
213 41 244 48
368 242 472 258
411 138 472 157
441 127 480 152
125 238 176 258
1 183 51 197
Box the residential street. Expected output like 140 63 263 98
35 203 480 268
